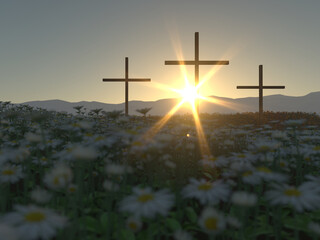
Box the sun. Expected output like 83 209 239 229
179 84 199 105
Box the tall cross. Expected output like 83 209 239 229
102 57 151 116
237 65 285 124
165 32 229 114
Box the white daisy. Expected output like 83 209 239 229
308 222 320 236
1 205 67 240
252 139 281 153
182 178 230 205
283 119 306 127
67 184 77 194
271 130 290 141
173 229 193 240
265 182 320 212
226 216 242 229
25 132 42 143
30 187 52 204
77 120 93 130
0 164 24 183
43 163 73 191
103 179 120 191
198 207 226 235
71 145 98 161
164 160 176 169
304 175 320 193
231 191 257 207
200 155 228 168
119 186 174 219
255 166 287 183
125 216 142 233
241 169 262 185
105 163 133 175
0 223 19 240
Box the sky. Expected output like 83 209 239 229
1 0 320 104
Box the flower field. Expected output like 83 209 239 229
1 102 320 240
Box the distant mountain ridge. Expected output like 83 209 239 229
16 92 320 116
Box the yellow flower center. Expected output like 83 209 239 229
257 166 271 173
208 156 217 162
2 169 15 175
95 136 104 142
284 188 301 197
279 162 286 167
313 146 320 151
258 146 270 152
132 141 143 146
237 154 246 158
41 157 47 162
128 222 137 230
53 176 60 185
24 212 46 222
138 194 154 203
198 182 212 191
69 187 76 192
205 217 217 230
304 157 311 162
242 170 253 177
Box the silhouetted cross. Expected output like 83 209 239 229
165 32 229 114
102 57 151 116
237 65 285 124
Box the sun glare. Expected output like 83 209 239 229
140 32 237 159
179 84 199 105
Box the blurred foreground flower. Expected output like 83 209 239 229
71 145 98 161
44 164 73 191
0 164 23 183
0 223 18 240
198 207 226 235
1 205 67 240
265 182 320 212
119 186 174 219
125 216 142 233
231 191 257 207
30 187 52 204
182 178 230 205
308 221 320 236
173 229 193 240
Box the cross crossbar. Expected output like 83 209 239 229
237 86 285 89
165 32 229 114
102 57 151 116
236 65 285 124
165 60 229 65
103 78 151 82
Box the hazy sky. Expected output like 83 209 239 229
1 0 320 104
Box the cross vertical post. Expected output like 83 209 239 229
195 32 200 112
125 57 129 115
259 65 263 122
237 65 285 125
102 57 151 116
165 32 229 115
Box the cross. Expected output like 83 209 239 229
165 32 229 114
237 65 285 124
102 57 151 116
